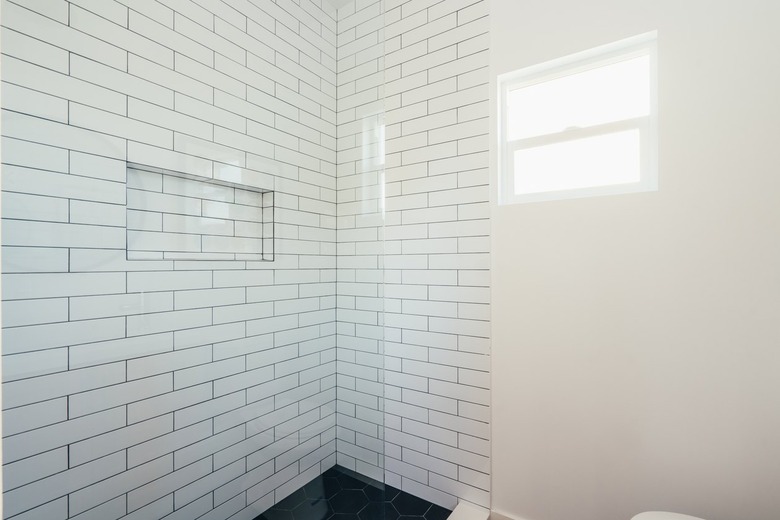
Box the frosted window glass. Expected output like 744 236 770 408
514 129 641 195
507 56 650 141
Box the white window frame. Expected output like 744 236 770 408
498 32 659 205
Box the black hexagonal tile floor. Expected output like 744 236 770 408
276 489 308 510
330 489 369 514
292 499 334 520
358 501 400 520
337 473 367 490
330 514 360 520
252 466 451 520
364 483 397 502
424 505 451 520
305 476 341 500
323 467 342 478
259 509 294 520
392 492 431 516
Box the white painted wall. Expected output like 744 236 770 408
489 2 780 520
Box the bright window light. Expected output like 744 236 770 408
498 32 658 204
514 130 641 194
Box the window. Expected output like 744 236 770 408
498 32 658 204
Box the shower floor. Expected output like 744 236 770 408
254 466 451 520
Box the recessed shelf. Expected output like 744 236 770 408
126 163 274 262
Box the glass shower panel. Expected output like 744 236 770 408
258 0 388 519
334 0 388 508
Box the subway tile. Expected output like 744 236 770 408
70 5 173 68
127 456 211 510
1 137 68 173
127 383 212 424
4 452 126 519
69 102 173 149
174 390 244 429
127 345 211 381
174 356 244 390
1 296 68 328
3 407 126 463
175 92 245 133
0 26 69 74
129 11 213 66
127 420 211 468
128 98 212 140
214 365 273 397
4 448 68 491
68 0 129 27
70 151 127 182
69 496 126 520
70 291 173 320
2 218 125 249
1 0 489 515
3 164 125 204
2 348 68 382
69 414 172 466
2 1 127 70
69 455 172 516
70 333 173 369
68 373 171 418
174 424 245 469
123 496 174 520
2 398 67 437
174 287 245 310
2 316 126 355
70 200 126 227
126 308 212 336
126 271 211 293
128 54 213 103
1 81 69 122
173 321 246 349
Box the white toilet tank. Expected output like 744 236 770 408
632 513 706 520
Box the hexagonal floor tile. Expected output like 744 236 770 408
323 467 342 478
363 484 400 502
337 473 367 490
330 490 369 514
276 489 308 511
259 509 294 520
392 492 431 516
305 476 341 500
424 505 451 520
358 501 400 520
330 514 359 520
292 499 334 520
253 467 450 520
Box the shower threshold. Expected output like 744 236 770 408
254 466 451 520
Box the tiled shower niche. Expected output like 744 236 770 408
126 164 274 262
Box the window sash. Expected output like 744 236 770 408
497 32 658 205
508 117 647 151
503 117 655 204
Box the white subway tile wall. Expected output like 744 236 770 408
336 0 491 510
1 0 489 516
386 0 491 508
1 0 340 518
